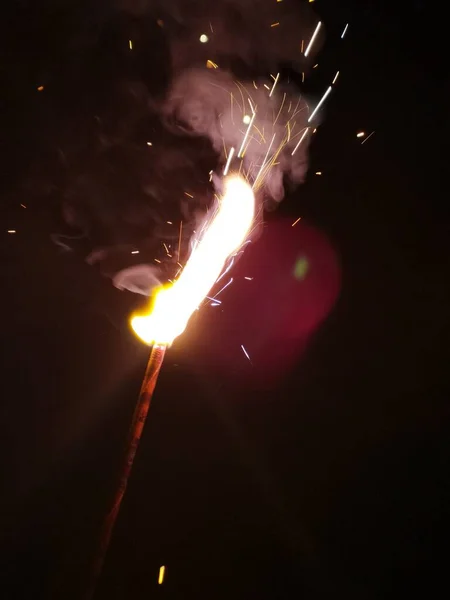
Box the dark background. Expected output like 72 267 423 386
1 1 449 599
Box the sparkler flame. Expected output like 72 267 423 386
131 175 255 345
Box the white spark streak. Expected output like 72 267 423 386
308 86 332 123
304 21 322 57
291 127 309 156
223 147 235 175
269 72 280 97
361 131 375 145
241 344 251 362
213 277 234 299
341 23 349 39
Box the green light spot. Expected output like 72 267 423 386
294 256 309 280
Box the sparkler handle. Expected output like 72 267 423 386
84 344 166 600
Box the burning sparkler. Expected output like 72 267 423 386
87 175 255 598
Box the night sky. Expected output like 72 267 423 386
1 1 449 599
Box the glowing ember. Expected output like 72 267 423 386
158 565 166 585
131 176 255 345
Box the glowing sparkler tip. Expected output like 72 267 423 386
243 114 251 124
199 34 208 43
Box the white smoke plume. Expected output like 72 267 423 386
164 67 312 207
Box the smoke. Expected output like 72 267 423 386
164 67 311 207
36 0 323 294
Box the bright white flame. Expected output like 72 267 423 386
131 176 255 345
199 34 208 43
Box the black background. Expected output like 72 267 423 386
1 1 449 599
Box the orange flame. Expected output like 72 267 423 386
131 175 255 345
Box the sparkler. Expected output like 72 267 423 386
86 176 255 598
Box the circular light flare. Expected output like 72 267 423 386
199 34 209 43
243 115 251 124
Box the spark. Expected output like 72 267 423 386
308 86 332 122
315 171 322 175
291 217 302 227
7 230 16 234
154 259 161 264
147 141 153 146
206 296 221 305
273 92 286 126
199 34 208 43
302 72 305 83
341 23 349 39
356 131 365 138
37 85 44 92
131 250 139 254
131 177 254 346
253 81 258 89
20 204 26 208
304 21 322 57
213 277 233 300
163 243 170 255
209 21 214 33
238 114 255 157
241 344 251 362
178 221 183 260
184 192 194 198
210 303 221 307
332 70 340 85
264 84 270 91
269 72 280 97
291 127 309 156
158 566 166 585
254 132 276 186
129 40 133 50
223 146 235 175
244 276 253 280
301 40 304 53
271 22 280 28
206 59 218 69
313 64 318 69
167 221 173 225
361 131 375 145
243 114 251 124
